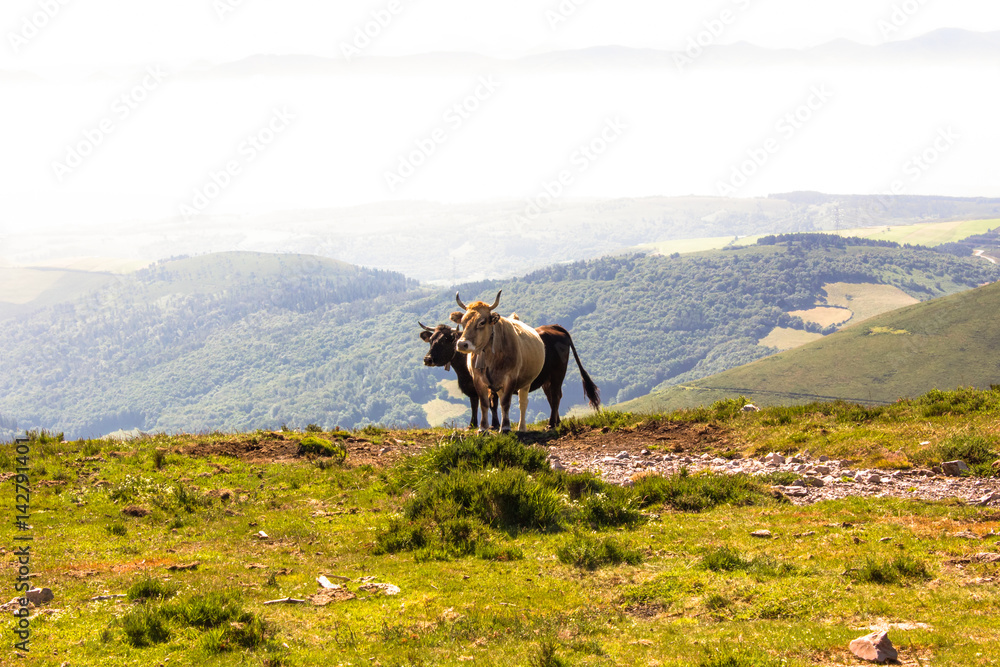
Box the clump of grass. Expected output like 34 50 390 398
406 467 563 533
297 436 347 463
556 532 644 570
538 469 611 500
699 644 785 667
374 503 523 562
919 387 1000 417
201 614 269 653
360 424 387 437
151 449 166 470
106 521 127 537
619 575 684 609
575 487 644 529
936 434 998 476
755 471 802 486
853 554 931 585
529 639 569 667
126 576 179 602
121 605 171 647
633 470 775 512
700 546 796 578
558 410 640 434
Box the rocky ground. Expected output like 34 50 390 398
547 446 1000 507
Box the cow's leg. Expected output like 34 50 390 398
543 382 561 429
469 395 479 430
489 390 500 430
477 387 493 433
499 389 514 433
516 386 531 432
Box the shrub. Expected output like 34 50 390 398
538 469 612 500
126 576 179 602
121 606 171 647
576 487 644 529
529 639 569 667
853 554 931 584
633 471 773 512
919 387 1000 417
297 436 347 463
405 467 563 533
556 532 643 570
937 434 997 475
700 546 796 578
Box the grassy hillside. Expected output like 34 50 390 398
1 241 997 440
9 389 1000 666
623 281 1000 413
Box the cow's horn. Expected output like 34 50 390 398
488 290 502 311
418 322 433 332
455 292 468 311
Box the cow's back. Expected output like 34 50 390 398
505 317 545 389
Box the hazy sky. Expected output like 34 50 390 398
3 0 999 71
2 1 998 236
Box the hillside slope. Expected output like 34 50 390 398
1 242 997 440
621 281 1000 413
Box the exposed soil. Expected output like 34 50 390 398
165 424 1000 508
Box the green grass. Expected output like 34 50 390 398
13 394 1000 666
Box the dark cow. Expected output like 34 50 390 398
418 322 500 430
526 323 601 429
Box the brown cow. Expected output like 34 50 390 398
453 291 545 433
421 320 600 430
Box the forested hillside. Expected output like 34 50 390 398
1 241 997 440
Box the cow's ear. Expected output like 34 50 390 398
419 331 433 342
449 311 463 324
490 313 501 324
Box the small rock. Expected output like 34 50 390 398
167 561 200 571
813 465 831 475
741 403 759 412
764 452 785 466
641 449 650 456
750 529 773 539
879 537 893 543
977 493 998 506
804 477 825 488
818 455 830 462
25 588 53 605
615 451 629 460
942 460 970 477
358 582 401 596
849 630 898 663
867 474 882 484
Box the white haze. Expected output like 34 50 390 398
0 1 998 265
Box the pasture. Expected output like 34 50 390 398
6 389 1000 666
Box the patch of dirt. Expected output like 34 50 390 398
545 420 731 456
175 433 430 468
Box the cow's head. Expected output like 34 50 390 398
418 322 460 370
454 290 502 355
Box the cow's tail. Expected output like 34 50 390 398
567 334 601 411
